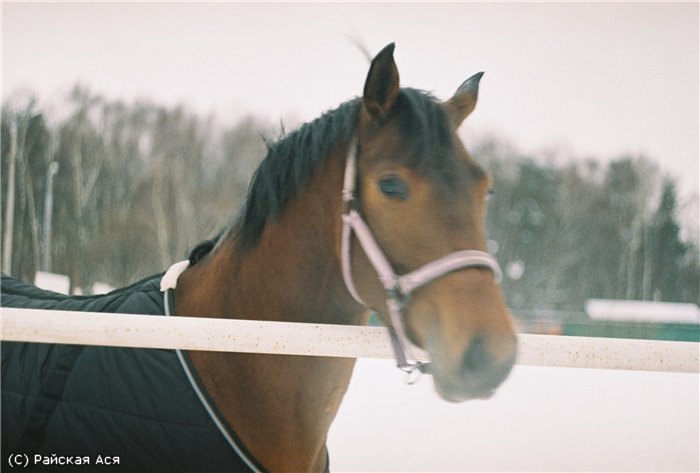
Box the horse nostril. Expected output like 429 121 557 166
461 334 493 374
434 333 516 401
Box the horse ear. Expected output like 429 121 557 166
446 71 484 127
363 43 400 120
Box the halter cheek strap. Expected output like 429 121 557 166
340 138 503 375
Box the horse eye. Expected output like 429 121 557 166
378 175 409 200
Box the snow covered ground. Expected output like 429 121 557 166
328 359 699 472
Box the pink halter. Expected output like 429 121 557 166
340 139 503 375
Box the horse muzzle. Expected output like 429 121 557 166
425 331 518 402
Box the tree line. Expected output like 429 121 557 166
2 87 698 310
477 139 699 310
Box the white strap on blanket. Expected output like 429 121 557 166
160 260 191 291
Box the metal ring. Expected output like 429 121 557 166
403 363 424 385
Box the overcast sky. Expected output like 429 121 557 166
3 2 698 199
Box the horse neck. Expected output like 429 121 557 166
175 147 367 472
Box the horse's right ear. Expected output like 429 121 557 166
363 43 400 120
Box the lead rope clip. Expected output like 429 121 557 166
402 363 427 385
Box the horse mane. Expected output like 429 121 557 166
189 87 455 263
236 98 362 251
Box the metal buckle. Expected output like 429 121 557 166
401 361 430 384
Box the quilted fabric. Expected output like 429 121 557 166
1 274 260 472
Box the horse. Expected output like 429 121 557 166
2 43 517 472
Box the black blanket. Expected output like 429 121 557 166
1 274 260 473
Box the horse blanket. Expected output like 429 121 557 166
1 274 260 473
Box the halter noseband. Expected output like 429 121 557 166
340 138 503 376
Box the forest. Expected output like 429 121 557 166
2 87 698 313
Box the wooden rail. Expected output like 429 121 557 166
2 308 698 373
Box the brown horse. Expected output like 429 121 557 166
174 43 517 471
2 43 516 473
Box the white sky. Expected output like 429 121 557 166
2 2 698 198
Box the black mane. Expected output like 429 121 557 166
189 87 455 262
237 98 362 251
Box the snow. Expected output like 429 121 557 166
586 299 700 325
33 271 69 295
328 359 699 472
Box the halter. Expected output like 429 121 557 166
340 138 503 376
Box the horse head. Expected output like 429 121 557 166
346 44 517 401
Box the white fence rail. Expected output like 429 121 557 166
1 307 698 373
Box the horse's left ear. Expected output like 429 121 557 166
363 43 400 120
446 72 484 127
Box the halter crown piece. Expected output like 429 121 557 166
340 138 503 376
